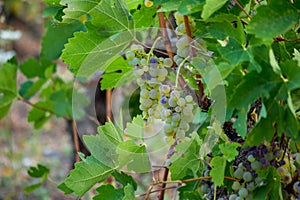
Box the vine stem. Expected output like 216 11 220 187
233 0 252 20
18 95 55 115
175 56 190 88
106 89 112 121
183 15 206 108
72 120 81 162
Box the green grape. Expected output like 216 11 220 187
140 58 147 65
177 47 190 58
229 194 238 200
159 85 171 94
254 177 263 185
176 35 188 50
149 89 158 99
125 51 135 60
238 188 248 198
158 68 168 77
143 65 149 72
140 89 150 98
176 130 185 139
234 168 243 179
171 90 180 99
232 181 241 191
163 58 173 67
149 68 158 77
177 98 186 107
175 58 183 66
172 113 181 122
129 57 140 66
168 97 178 107
250 161 262 171
295 153 300 165
247 154 256 163
185 95 193 102
243 171 252 182
143 99 153 108
174 106 181 112
182 106 193 115
164 124 174 135
246 182 255 191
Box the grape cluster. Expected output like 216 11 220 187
199 137 300 199
126 43 195 138
126 44 173 124
173 12 196 78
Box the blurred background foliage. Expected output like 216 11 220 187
0 0 75 199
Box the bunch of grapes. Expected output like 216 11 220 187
125 42 196 138
173 12 196 78
126 44 173 124
199 136 300 199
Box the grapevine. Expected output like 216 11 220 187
0 0 299 199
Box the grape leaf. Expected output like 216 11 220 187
280 60 300 90
101 56 134 90
209 156 226 187
19 79 47 100
28 101 53 129
62 22 134 77
27 164 49 180
83 122 123 168
122 184 135 200
0 62 17 119
57 182 73 194
64 155 114 196
112 171 137 190
94 184 124 200
219 142 240 162
178 0 204 15
232 106 248 138
117 140 151 173
125 115 144 140
19 58 49 78
201 0 227 20
169 133 202 180
246 0 299 42
61 0 134 35
132 3 156 28
24 183 43 194
41 21 85 60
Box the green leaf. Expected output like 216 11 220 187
24 183 43 193
112 171 137 190
201 0 227 20
44 0 61 6
27 101 53 129
280 60 300 90
61 0 134 35
232 106 248 138
101 57 134 90
41 21 85 60
19 78 47 100
125 115 144 140
178 0 204 15
0 62 17 119
219 142 240 162
94 184 124 200
50 89 72 117
19 58 48 78
83 122 123 168
117 140 151 173
122 184 135 200
169 133 202 180
64 155 114 196
209 156 226 187
132 4 156 28
27 164 50 180
246 0 299 42
62 22 134 77
57 182 73 194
